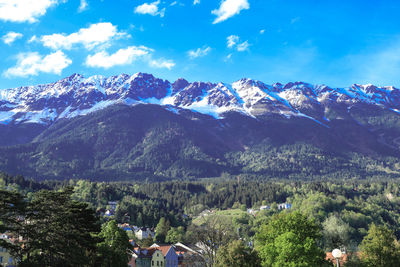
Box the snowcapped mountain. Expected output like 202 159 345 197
1 72 400 125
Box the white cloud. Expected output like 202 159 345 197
40 22 126 50
134 0 165 17
227 35 239 48
260 29 265 34
193 0 200 5
2 32 23 45
188 46 211 59
4 51 71 77
28 35 38 43
78 0 88 12
86 46 152 68
211 0 249 24
227 35 249 52
236 40 249 51
170 1 177 6
0 0 61 23
149 58 175 69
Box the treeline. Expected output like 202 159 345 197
2 172 400 241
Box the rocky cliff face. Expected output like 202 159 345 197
1 72 400 125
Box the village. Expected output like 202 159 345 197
0 201 294 267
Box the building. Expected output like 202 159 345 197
135 228 155 240
129 247 158 267
174 243 205 267
151 249 165 267
151 244 179 267
277 203 292 210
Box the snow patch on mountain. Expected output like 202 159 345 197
1 73 400 126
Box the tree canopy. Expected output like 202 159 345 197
215 240 261 267
359 224 400 267
21 188 100 266
256 212 329 267
96 220 133 267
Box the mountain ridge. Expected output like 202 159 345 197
1 72 400 126
2 73 400 180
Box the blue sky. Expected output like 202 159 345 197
1 0 400 89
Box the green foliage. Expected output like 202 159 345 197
2 104 400 180
166 226 185 243
140 236 154 247
0 189 25 256
215 240 261 267
96 220 133 267
344 253 363 267
322 214 352 251
359 224 400 267
21 188 100 267
4 173 400 267
155 217 171 243
255 212 328 267
191 215 237 267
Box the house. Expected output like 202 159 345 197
247 209 257 216
129 247 159 267
277 203 292 210
260 205 270 210
151 244 179 267
135 228 155 240
151 249 165 267
174 243 205 267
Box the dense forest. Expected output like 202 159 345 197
2 172 400 266
1 104 400 181
2 172 400 244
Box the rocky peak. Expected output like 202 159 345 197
1 72 400 125
172 78 190 94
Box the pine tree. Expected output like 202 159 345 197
359 224 400 267
21 187 101 267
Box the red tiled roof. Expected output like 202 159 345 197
174 245 188 253
158 245 173 256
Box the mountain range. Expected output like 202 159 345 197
1 73 400 181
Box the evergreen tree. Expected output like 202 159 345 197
359 224 400 267
96 220 133 267
21 188 100 267
0 189 25 259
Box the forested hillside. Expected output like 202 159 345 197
1 104 400 181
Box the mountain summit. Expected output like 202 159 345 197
1 72 400 126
